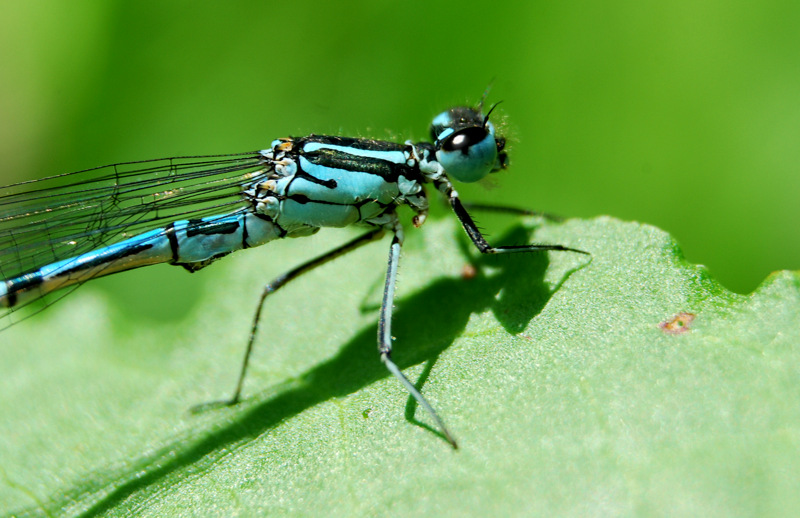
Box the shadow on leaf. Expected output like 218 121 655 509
27 223 587 517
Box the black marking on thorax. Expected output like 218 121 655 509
302 135 408 152
302 148 412 183
296 136 422 184
293 170 337 189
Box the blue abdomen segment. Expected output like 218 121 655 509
169 212 280 266
0 211 281 309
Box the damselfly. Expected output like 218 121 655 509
0 101 587 447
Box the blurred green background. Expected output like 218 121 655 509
1 0 798 306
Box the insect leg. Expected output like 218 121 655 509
460 202 564 222
440 183 589 256
377 220 458 448
225 227 386 405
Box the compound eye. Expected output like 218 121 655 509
429 106 506 183
442 127 489 153
436 127 498 183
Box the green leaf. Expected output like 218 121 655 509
1 217 798 517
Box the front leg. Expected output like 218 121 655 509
436 179 589 256
460 202 564 222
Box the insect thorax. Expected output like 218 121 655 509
248 136 430 236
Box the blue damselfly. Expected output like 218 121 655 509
0 102 587 447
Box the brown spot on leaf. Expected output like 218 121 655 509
659 312 696 334
461 263 478 280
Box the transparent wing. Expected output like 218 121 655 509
0 151 272 325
